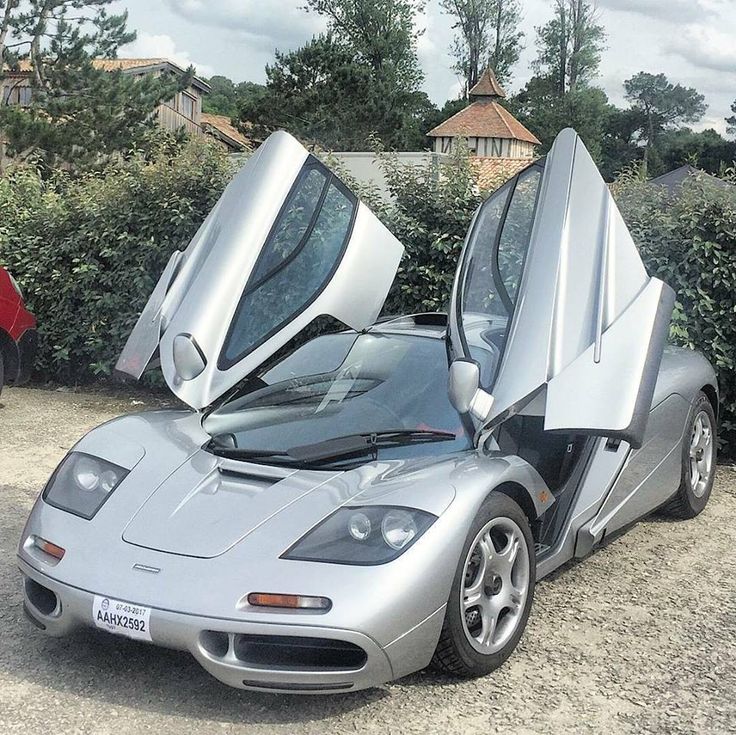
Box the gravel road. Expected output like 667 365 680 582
1 386 735 735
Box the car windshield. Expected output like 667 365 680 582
203 330 473 466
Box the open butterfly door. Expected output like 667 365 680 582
449 128 674 448
116 131 404 409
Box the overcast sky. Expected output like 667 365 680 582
112 0 736 136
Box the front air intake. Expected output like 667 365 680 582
200 631 367 671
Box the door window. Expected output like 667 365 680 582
457 163 543 388
219 159 357 369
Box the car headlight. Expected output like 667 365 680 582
282 506 436 565
42 452 128 519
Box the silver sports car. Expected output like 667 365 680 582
19 128 718 694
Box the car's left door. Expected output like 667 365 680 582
116 131 404 409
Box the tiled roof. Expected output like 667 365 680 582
201 113 251 151
650 165 733 194
469 68 506 99
472 157 536 192
427 100 541 145
8 58 210 91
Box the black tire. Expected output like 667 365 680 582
662 391 717 519
431 493 535 677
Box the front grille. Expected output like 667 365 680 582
200 631 367 671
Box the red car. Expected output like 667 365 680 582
0 266 37 395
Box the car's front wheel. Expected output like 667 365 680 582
431 493 535 677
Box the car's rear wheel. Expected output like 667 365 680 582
662 391 717 519
431 493 535 677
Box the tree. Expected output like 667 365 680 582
489 0 523 86
599 106 645 180
534 0 605 96
305 0 424 88
242 1 433 150
238 35 433 150
624 72 707 174
441 0 523 91
0 0 183 171
203 76 266 119
657 127 736 177
509 74 610 161
727 99 736 137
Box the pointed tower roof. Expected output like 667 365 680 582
427 101 540 145
469 67 506 99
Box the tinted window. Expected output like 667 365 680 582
458 163 543 389
219 161 356 369
497 167 541 303
205 332 472 461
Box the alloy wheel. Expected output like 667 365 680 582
689 410 714 498
460 516 530 655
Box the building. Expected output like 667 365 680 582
650 165 734 196
427 67 540 189
1 58 250 154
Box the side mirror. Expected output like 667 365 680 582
448 359 494 422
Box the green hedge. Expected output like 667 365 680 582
612 171 736 453
0 137 233 382
1 139 735 454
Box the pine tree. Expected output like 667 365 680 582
1 0 188 171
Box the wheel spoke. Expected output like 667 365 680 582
480 604 498 646
502 534 520 569
691 419 702 449
690 457 700 489
699 427 712 451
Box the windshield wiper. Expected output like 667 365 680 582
207 429 457 466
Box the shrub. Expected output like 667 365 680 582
612 172 736 454
0 136 233 383
2 134 735 457
369 145 484 315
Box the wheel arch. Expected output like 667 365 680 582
700 383 718 423
487 481 539 531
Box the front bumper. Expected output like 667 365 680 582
19 557 442 694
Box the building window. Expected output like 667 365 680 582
2 83 32 106
179 92 196 120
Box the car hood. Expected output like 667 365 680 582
74 410 460 559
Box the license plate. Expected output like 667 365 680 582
92 595 152 642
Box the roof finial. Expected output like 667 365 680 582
469 67 506 100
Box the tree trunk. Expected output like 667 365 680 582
558 1 567 96
31 1 55 89
493 0 502 73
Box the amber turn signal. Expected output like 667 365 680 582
33 536 66 560
247 592 331 610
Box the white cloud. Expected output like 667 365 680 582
163 0 325 51
667 25 736 74
597 0 713 23
121 31 215 77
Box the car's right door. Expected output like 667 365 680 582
448 128 675 448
